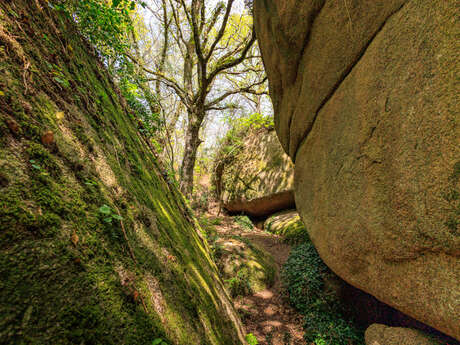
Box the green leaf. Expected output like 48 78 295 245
152 339 163 345
112 214 123 221
104 217 113 223
53 77 70 88
99 204 112 215
31 164 41 170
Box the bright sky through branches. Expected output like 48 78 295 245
138 0 272 153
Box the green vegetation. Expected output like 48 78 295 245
98 204 124 224
264 211 309 244
52 0 162 144
199 216 275 299
221 236 276 298
245 333 258 345
225 266 252 298
50 0 136 57
282 241 364 345
233 215 254 231
218 236 275 298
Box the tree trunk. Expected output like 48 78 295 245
179 112 202 197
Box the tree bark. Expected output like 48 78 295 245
179 111 203 197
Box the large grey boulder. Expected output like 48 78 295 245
255 0 460 339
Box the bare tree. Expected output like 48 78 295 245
128 0 267 197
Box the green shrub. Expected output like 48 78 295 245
282 241 364 345
245 333 258 345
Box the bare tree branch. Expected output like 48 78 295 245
207 29 256 84
126 52 189 103
205 76 267 109
205 0 235 62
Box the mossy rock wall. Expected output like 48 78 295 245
215 127 294 205
0 1 244 344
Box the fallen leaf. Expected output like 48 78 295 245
6 118 20 134
41 131 54 145
55 111 65 120
71 231 79 246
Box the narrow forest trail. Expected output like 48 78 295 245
204 209 305 345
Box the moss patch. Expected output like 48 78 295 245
212 235 276 297
264 210 308 244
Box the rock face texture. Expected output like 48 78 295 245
365 324 442 345
255 0 460 339
0 1 244 344
214 126 295 217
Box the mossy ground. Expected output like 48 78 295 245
215 235 276 298
200 216 276 298
0 1 243 344
198 210 306 344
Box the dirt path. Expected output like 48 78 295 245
207 212 305 345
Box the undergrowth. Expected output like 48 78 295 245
282 241 364 345
233 215 254 231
